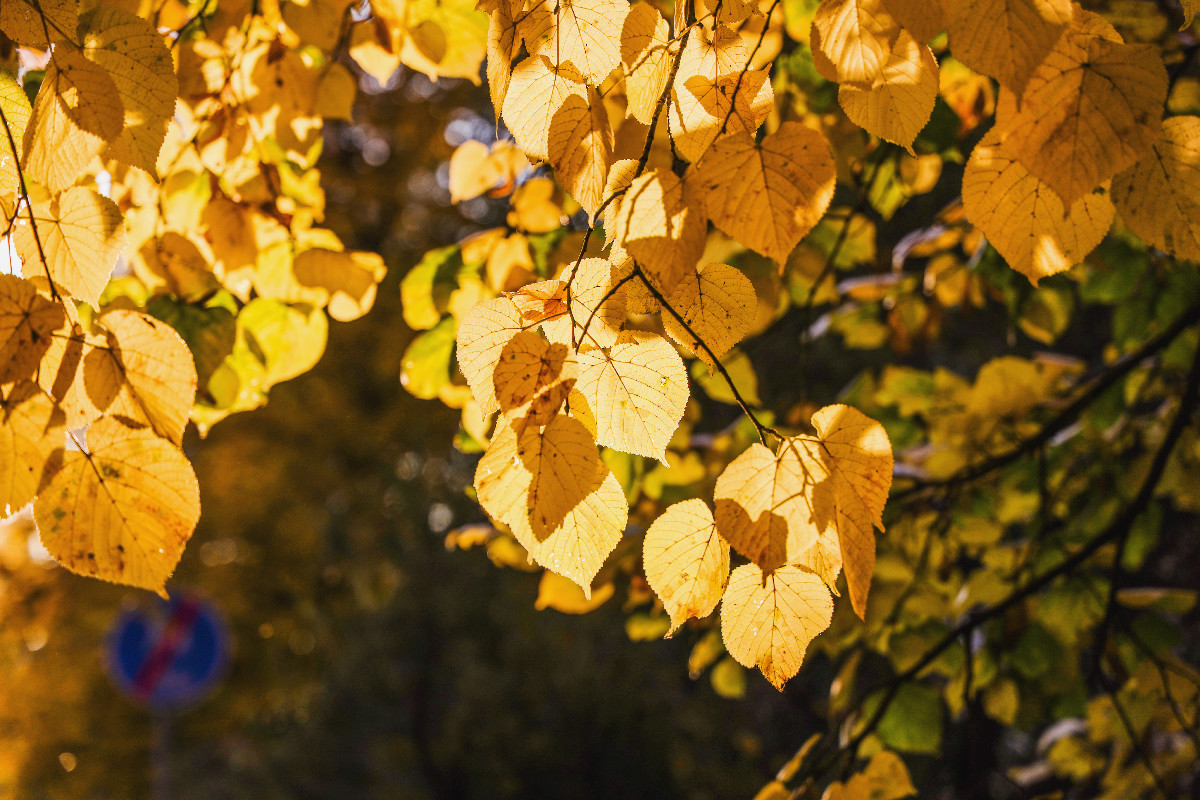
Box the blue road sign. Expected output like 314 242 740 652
106 593 229 711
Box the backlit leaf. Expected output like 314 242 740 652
523 0 628 86
457 295 529 417
493 329 575 428
0 381 65 514
691 121 836 265
662 263 756 368
0 0 77 46
946 0 1071 94
837 30 938 152
811 0 900 83
720 563 834 689
0 273 65 384
643 499 731 634
621 3 673 124
576 330 689 462
542 257 626 350
1111 116 1200 263
0 67 32 199
33 416 200 597
236 298 328 385
503 56 589 163
612 168 707 294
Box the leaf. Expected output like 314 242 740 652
883 0 945 42
0 0 77 46
0 67 32 199
612 167 706 294
0 272 65 384
502 56 590 163
811 0 901 84
662 263 756 368
393 0 489 83
946 0 1072 94
824 751 918 800
962 130 1113 284
21 51 125 194
837 30 938 152
523 0 629 86
96 310 198 445
236 298 328 385
1000 21 1168 208
1182 0 1197 28
1110 116 1200 263
547 84 613 217
80 6 179 176
541 257 626 350
535 569 615 612
691 121 836 265
293 248 387 321
492 329 575 428
621 3 673 124
0 381 65 514
809 404 893 619
643 499 731 634
457 295 529 417
486 0 521 113
33 416 200 597
13 187 127 308
720 563 834 689
668 25 774 162
713 440 828 572
576 330 689 462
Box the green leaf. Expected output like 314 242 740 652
400 316 457 399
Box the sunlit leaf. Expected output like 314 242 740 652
0 381 65 514
946 0 1071 94
662 263 756 368
643 499 730 634
1111 116 1200 263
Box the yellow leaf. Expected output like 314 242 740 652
0 381 66 514
507 176 563 233
720 563 833 689
883 0 945 42
946 0 1071 94
293 248 387 322
1182 0 1197 28
14 187 127 308
1000 20 1168 208
1111 116 1200 263
475 414 625 593
349 20 401 85
621 3 673 124
668 25 774 162
502 56 590 163
0 273 65 384
521 0 628 87
33 416 200 597
493 329 575 428
837 30 938 152
80 6 179 176
236 298 328 385
612 167 706 294
456 296 529 417
543 256 626 350
662 263 756 368
0 0 77 46
811 0 901 83
535 569 615 612
485 0 522 113
95 310 198 445
450 140 497 203
576 330 688 462
547 82 613 217
390 0 488 83
714 440 828 571
809 403 893 620
21 51 125 194
0 67 32 199
691 121 836 265
313 62 357 122
643 499 731 634
825 751 917 800
962 130 1113 284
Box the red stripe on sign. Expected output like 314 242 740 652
133 597 202 701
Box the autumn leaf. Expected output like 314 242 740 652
485 0 521 113
837 30 938 152
612 168 706 295
33 416 200 597
542 257 626 350
691 121 836 265
662 263 756 368
492 329 576 429
0 381 65 514
0 0 77 47
1110 116 1200 263
621 3 673 125
13 187 127 308
946 0 1071 94
883 0 945 42
0 273 65 385
294 249 387 322
503 56 590 163
720 563 834 689
643 499 731 635
522 0 629 87
576 330 688 462
457 296 529 417
808 403 893 620
811 0 900 84
0 67 32 199
962 130 1113 284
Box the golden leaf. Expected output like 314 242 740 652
643 499 731 635
668 25 774 162
21 51 125 194
95 310 198 445
0 0 78 47
1111 116 1200 263
1001 22 1168 208
293 248 387 322
547 83 613 217
33 416 200 597
80 6 178 176
612 167 706 294
456 295 529 416
576 330 689 462
691 121 836 265
13 187 127 308
720 563 834 689
946 0 1072 94
811 0 901 83
621 3 673 124
883 0 945 42
809 403 893 620
542 257 626 350
486 0 521 113
714 440 828 572
535 569 615 612
492 329 576 428
824 751 918 800
502 56 589 163
837 30 938 152
962 130 1113 284
0 67 32 199
522 0 628 86
0 273 65 384
1182 0 1197 28
0 381 65 514
349 19 402 86
662 263 756 368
